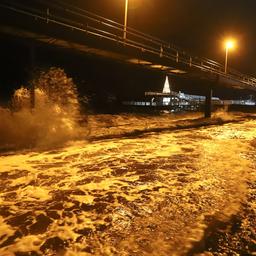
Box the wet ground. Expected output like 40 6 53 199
0 113 255 256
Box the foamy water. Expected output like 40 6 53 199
0 68 255 255
0 68 83 150
0 115 255 255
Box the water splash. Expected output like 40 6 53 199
0 67 84 150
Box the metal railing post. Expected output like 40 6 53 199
160 45 163 58
176 51 179 62
46 8 49 23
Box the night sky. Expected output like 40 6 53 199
68 0 256 73
1 0 256 103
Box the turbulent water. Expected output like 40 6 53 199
0 68 83 150
0 69 255 255
0 111 256 255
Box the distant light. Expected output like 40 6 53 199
225 39 236 50
128 58 152 65
169 69 187 74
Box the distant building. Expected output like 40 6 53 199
122 76 255 110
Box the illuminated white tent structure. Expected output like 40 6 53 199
162 76 171 105
162 75 171 93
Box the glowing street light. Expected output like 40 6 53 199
123 0 129 40
224 39 236 74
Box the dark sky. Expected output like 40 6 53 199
65 0 256 74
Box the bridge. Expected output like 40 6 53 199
1 0 256 117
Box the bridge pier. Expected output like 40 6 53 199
28 44 36 109
204 88 212 118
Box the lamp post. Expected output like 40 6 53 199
224 39 235 74
123 0 129 40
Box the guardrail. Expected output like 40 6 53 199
1 0 256 89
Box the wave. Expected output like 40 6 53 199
0 68 84 150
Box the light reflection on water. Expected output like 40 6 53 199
0 115 255 255
0 67 255 255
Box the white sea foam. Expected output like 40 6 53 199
0 68 83 150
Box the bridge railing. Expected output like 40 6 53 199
1 0 256 89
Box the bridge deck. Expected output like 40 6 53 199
0 0 256 92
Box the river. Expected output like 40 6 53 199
0 113 255 255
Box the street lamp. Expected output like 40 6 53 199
123 0 129 40
224 39 236 74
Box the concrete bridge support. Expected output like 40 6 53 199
204 88 213 118
29 44 35 109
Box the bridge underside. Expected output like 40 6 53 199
0 23 255 97
0 24 190 76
